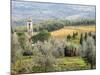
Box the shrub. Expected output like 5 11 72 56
32 30 51 43
72 32 78 39
16 32 25 36
16 32 32 51
64 43 80 57
67 34 71 41
23 51 33 56
11 59 33 74
32 54 56 72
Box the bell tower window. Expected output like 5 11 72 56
29 23 30 29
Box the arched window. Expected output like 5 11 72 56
29 23 30 29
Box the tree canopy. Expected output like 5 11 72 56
32 30 51 43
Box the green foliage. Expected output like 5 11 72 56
16 32 32 51
67 34 71 41
64 42 80 57
57 57 88 71
50 38 67 58
32 55 56 72
14 18 96 33
81 36 96 69
72 32 78 39
17 32 26 50
32 30 51 43
33 19 95 32
11 26 14 33
62 19 95 26
11 32 23 63
32 38 67 58
16 32 25 36
14 19 96 32
33 20 64 32
11 59 33 75
12 32 95 74
15 26 27 32
84 32 88 40
80 33 84 45
88 32 92 36
11 18 96 74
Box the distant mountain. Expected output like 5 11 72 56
11 1 96 26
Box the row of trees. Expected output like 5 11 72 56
65 31 96 69
33 19 95 32
80 32 96 69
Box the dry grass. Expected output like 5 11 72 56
51 25 96 38
51 28 76 38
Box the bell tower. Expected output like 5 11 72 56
27 18 33 42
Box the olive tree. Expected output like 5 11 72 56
11 32 23 75
31 38 68 72
11 32 23 63
32 41 57 72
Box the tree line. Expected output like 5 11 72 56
14 18 96 32
33 18 95 32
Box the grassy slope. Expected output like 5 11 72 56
56 57 89 71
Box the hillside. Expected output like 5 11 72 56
51 25 96 38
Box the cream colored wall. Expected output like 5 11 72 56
27 21 33 36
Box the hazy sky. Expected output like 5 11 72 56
12 1 96 21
